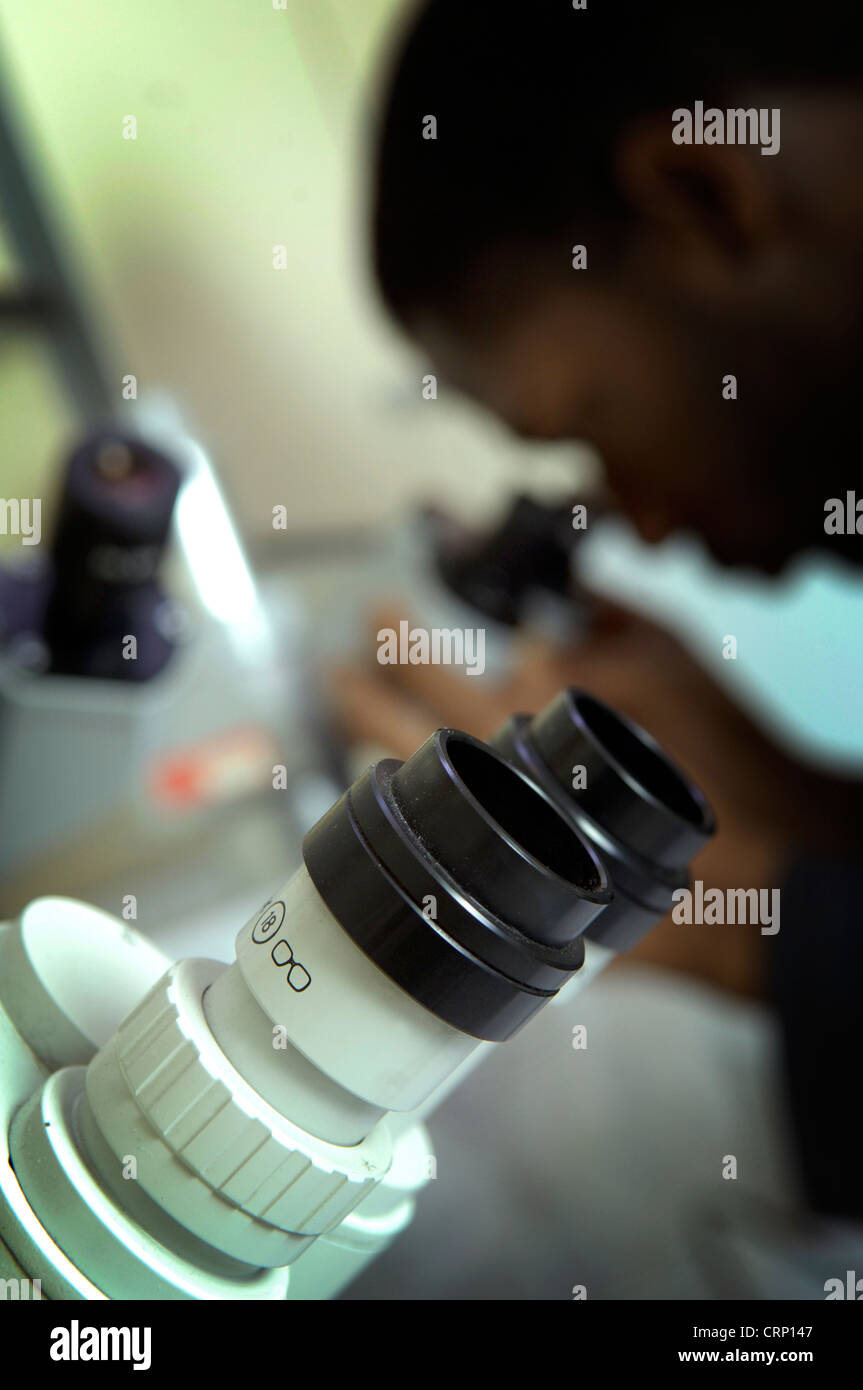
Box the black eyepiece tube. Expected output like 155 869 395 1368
302 727 612 1040
491 689 716 953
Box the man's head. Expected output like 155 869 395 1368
372 0 863 573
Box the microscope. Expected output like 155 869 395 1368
366 491 601 687
0 686 714 1300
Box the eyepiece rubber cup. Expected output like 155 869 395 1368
303 729 612 1040
491 690 716 953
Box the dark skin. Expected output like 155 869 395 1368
328 89 863 997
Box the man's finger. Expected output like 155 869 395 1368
323 664 437 760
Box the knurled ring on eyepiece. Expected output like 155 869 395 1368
86 960 392 1261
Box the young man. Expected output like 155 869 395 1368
332 0 863 1241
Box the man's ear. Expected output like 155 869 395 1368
613 115 779 266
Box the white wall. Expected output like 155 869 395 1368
0 0 590 535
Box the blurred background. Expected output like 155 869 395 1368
1 0 860 751
1 0 862 1299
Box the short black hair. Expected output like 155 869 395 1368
372 0 862 322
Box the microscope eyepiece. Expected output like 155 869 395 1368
491 689 716 953
302 728 611 1041
0 697 710 1301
